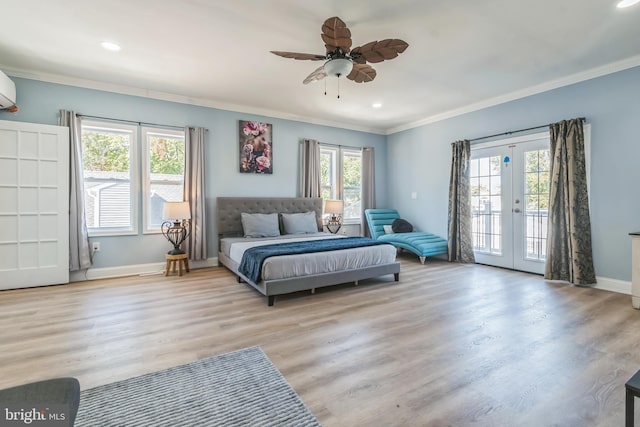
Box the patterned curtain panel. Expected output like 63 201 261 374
545 119 596 285
361 147 376 237
300 139 321 198
447 140 475 263
58 110 93 271
184 127 207 261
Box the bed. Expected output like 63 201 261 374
217 197 400 306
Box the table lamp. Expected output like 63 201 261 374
324 199 344 234
161 201 191 255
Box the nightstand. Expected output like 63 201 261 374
165 253 190 276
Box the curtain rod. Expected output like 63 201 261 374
76 113 208 131
469 117 586 143
317 142 363 150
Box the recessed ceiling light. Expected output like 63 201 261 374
372 103 382 108
617 0 640 8
101 41 121 51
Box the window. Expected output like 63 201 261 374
81 121 186 236
81 121 138 235
320 146 362 222
142 127 185 232
342 149 362 220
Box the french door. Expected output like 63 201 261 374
470 134 550 274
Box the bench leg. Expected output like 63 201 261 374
419 256 426 264
394 273 400 281
268 295 275 306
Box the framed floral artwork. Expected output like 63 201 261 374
239 120 273 174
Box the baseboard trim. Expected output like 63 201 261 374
593 276 631 295
68 263 631 296
69 257 219 282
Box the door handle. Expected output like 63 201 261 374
513 208 521 213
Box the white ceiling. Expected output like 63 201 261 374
1 0 639 134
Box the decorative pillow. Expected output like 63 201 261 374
281 211 318 234
392 218 413 233
241 213 280 238
383 225 394 234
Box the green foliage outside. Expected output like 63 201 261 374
319 149 362 218
524 150 550 209
149 136 185 175
82 131 130 172
82 131 184 174
343 154 361 188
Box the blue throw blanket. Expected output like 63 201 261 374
239 237 391 283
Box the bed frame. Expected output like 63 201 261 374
216 197 400 306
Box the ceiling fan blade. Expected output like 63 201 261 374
347 63 377 83
303 65 328 85
351 39 409 63
270 51 326 61
321 16 352 53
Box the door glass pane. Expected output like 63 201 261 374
471 156 502 254
523 149 550 261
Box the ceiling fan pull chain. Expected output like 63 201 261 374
324 79 327 96
337 77 340 99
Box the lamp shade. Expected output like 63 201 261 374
162 201 191 220
324 199 344 214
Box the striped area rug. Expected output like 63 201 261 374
75 346 321 426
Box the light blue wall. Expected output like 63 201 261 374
386 65 640 281
0 78 387 268
5 67 637 281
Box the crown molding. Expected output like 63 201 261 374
1 66 385 135
384 55 640 135
4 55 640 137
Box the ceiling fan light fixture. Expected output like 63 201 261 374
324 58 353 78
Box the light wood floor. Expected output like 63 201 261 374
1 254 639 426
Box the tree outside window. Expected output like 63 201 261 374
319 145 362 222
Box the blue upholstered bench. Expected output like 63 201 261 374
365 209 448 264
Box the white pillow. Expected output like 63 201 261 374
281 211 318 234
241 213 280 238
383 225 394 234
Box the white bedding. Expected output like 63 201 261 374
225 234 397 282
229 234 343 263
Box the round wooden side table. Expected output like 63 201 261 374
165 253 190 276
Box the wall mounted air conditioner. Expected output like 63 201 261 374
0 70 17 109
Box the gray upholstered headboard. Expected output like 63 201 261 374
216 197 323 237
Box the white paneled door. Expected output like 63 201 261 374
0 120 69 289
470 134 550 275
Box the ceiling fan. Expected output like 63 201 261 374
271 16 409 88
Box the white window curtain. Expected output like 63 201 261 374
361 147 376 237
184 127 207 261
58 110 92 271
300 139 321 198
